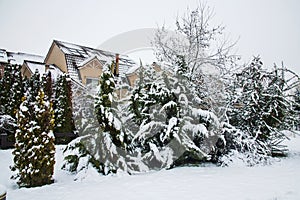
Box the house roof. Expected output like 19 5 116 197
0 49 8 63
78 54 106 69
24 60 45 75
52 40 137 81
47 64 64 81
24 60 63 81
0 48 44 65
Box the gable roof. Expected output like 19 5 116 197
52 40 137 81
78 54 105 69
0 49 8 63
23 60 63 81
23 60 45 75
0 48 44 65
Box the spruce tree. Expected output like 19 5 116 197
0 64 24 117
12 89 55 187
131 67 220 168
27 69 41 102
63 68 130 176
227 57 296 156
42 71 53 101
129 65 156 126
94 69 127 148
0 64 24 147
53 74 76 144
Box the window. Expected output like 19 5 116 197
86 77 99 88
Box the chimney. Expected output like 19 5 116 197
115 53 119 76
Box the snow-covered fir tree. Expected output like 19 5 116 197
53 74 76 144
72 83 99 137
130 66 220 169
129 64 158 127
0 64 24 117
27 69 41 102
225 57 297 157
12 89 55 187
95 68 128 148
42 71 53 101
0 64 24 147
63 66 131 176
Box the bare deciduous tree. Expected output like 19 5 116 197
153 3 238 79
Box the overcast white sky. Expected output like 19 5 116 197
0 0 299 74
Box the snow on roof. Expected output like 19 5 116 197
0 49 8 63
24 60 45 75
126 64 140 75
53 40 138 81
54 40 114 58
54 40 136 66
78 54 106 68
47 64 64 81
24 60 64 81
7 52 44 65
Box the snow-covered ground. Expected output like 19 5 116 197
1 134 300 200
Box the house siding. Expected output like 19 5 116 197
127 73 138 87
21 63 32 78
45 43 68 73
79 58 103 85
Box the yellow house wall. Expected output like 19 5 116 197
21 63 33 79
45 43 67 73
127 73 138 87
79 59 103 85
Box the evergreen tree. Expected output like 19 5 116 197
94 69 127 148
12 90 55 187
27 69 41 102
129 64 157 126
0 64 24 117
53 74 76 144
131 67 220 168
42 71 53 101
226 57 296 156
63 67 131 176
0 64 24 147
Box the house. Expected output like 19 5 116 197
44 40 139 87
0 48 44 78
21 60 64 81
0 40 143 148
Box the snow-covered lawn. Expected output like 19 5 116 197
1 134 300 200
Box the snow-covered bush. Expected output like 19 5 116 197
11 90 55 187
211 122 270 166
0 115 17 147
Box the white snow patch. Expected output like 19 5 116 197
0 134 300 200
